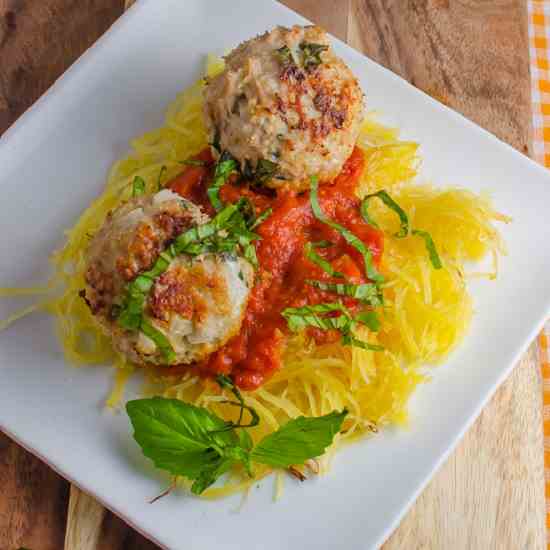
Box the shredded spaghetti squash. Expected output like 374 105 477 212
0 55 509 496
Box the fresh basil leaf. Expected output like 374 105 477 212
310 176 383 283
140 319 176 363
304 242 345 278
361 189 442 269
250 207 273 230
305 280 382 306
190 455 238 495
180 428 252 496
299 42 329 71
117 296 144 331
237 426 254 453
282 303 352 333
354 310 380 331
250 409 348 468
341 333 384 352
276 44 295 66
282 301 383 352
243 243 258 268
412 229 443 269
361 190 409 237
173 200 260 259
126 398 239 477
208 151 238 210
132 176 146 197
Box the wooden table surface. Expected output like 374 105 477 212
0 1 545 549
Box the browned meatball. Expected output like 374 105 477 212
203 25 364 191
83 189 253 366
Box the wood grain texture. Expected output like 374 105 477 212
383 345 544 550
0 432 69 550
346 0 531 154
280 0 351 42
0 0 124 134
0 0 543 549
64 486 106 550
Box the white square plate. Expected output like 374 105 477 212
1 1 549 548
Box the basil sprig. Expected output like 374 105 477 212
361 190 442 269
282 302 383 351
127 396 348 495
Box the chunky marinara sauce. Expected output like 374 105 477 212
167 147 383 390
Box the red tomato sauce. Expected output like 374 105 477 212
167 147 383 390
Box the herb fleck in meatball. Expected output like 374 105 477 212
83 189 253 366
203 25 364 191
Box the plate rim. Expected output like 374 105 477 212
0 1 549 549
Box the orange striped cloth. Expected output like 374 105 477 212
528 1 550 543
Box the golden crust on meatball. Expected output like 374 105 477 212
82 190 254 367
203 25 364 191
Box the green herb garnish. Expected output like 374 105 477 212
250 207 273 230
361 190 409 237
304 241 345 279
141 319 176 363
285 177 386 351
412 229 442 269
132 176 146 197
361 189 442 269
299 42 329 70
305 280 382 306
127 397 348 494
250 409 347 468
215 374 259 429
281 302 383 351
310 176 383 283
276 45 295 66
208 151 238 210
